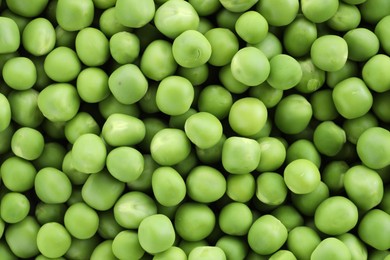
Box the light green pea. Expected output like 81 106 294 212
284 159 321 194
286 139 321 168
98 95 140 119
359 0 390 24
64 112 100 144
22 18 55 56
219 65 249 94
110 31 140 64
257 0 299 26
249 32 283 60
11 127 44 161
37 222 71 259
0 192 29 224
216 236 248 260
292 181 329 216
375 15 390 55
327 2 361 31
115 0 155 28
301 0 339 23
75 27 109 66
343 112 378 144
90 240 117 260
344 28 379 62
44 47 81 82
295 58 326 93
76 67 109 103
287 226 321 259
64 202 99 239
5 217 39 258
153 246 186 260
56 0 94 31
98 7 128 37
313 121 346 156
177 64 209 86
337 233 368 260
112 231 145 260
227 173 256 202
219 202 253 236
0 17 20 54
93 0 116 9
310 89 338 121
256 172 288 206
362 54 390 92
270 250 297 260
311 35 348 72
0 93 11 131
267 54 302 90
152 167 186 207
127 154 158 192
311 238 352 260
5 0 48 17
2 57 36 90
359 209 390 250
220 0 258 12
189 0 221 16
189 246 226 260
271 205 304 231
198 85 232 119
235 11 268 44
1 156 36 192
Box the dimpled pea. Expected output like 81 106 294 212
64 112 100 144
109 31 139 65
310 89 338 121
257 0 299 26
248 215 288 255
362 54 390 92
219 65 249 94
337 233 368 260
154 0 199 39
357 127 390 169
275 94 313 135
327 2 361 32
156 76 194 116
2 57 36 90
140 40 177 81
344 28 379 62
112 231 145 260
332 77 373 119
56 0 94 31
204 28 238 67
311 237 352 260
75 27 109 66
231 47 270 86
311 35 348 72
375 15 390 55
115 0 154 28
301 0 339 23
22 18 55 56
11 127 44 161
0 93 11 131
154 246 187 260
0 192 30 224
44 47 81 82
189 246 226 260
76 67 109 103
107 147 144 183
0 17 20 54
222 136 261 174
235 11 268 44
359 209 390 250
284 159 321 194
267 54 302 90
256 172 288 206
37 222 71 258
172 30 211 68
313 121 346 156
152 167 186 207
314 196 358 235
227 173 256 202
108 64 148 105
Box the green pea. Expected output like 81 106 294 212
151 167 186 207
175 203 215 241
380 187 390 214
112 230 145 260
327 2 361 31
342 112 378 144
189 0 221 16
301 0 339 23
373 91 390 123
271 205 304 231
109 31 139 65
204 28 238 67
287 226 321 259
284 159 321 194
177 64 209 86
64 112 100 144
311 35 348 72
257 137 285 172
219 65 249 94
375 15 390 55
34 142 66 170
226 173 256 202
257 0 299 26
5 0 48 17
71 133 106 174
153 246 187 260
267 54 302 90
313 121 346 156
2 57 36 90
98 95 140 119
248 215 288 255
0 192 29 224
292 181 329 216
11 127 44 160
5 217 39 258
322 161 348 193
0 17 20 54
235 11 268 44
97 210 124 239
311 237 352 260
169 108 197 130
249 83 282 109
75 27 109 66
65 236 100 260
310 89 338 121
0 124 13 155
219 202 252 236
220 0 258 12
256 172 288 206
108 64 148 105
249 32 283 60
0 93 10 131
90 240 117 260
216 236 248 260
286 139 321 168
76 67 109 103
270 250 297 260
231 47 270 86
62 151 89 185
127 154 158 192
0 242 14 260
1 156 36 192
44 47 81 82
154 0 199 39
357 127 390 169
55 25 77 49
99 7 128 37
188 246 226 260
337 233 368 260
92 0 116 9
344 28 379 62
138 83 160 115
359 209 390 250
222 136 261 174
64 202 99 240
275 94 313 135
138 118 167 153
22 18 55 56
37 222 71 258
107 146 144 183
140 40 177 81
56 0 94 31
362 54 390 92
115 0 154 28
34 167 72 203
82 170 125 211
326 60 359 88
295 58 326 93
35 202 66 225
359 0 390 24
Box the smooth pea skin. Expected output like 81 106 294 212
292 181 329 216
301 0 339 23
344 28 379 62
231 47 270 86
284 159 321 194
286 140 321 168
227 173 256 203
249 82 283 108
6 0 48 17
257 0 299 26
0 192 30 224
311 237 351 260
106 147 144 183
375 15 390 55
115 0 155 28
0 17 20 54
343 112 379 144
198 85 233 119
257 137 286 172
311 35 348 72
296 58 326 93
189 246 226 260
11 127 44 161
44 47 81 82
64 112 100 144
256 172 288 206
327 2 361 32
235 11 268 44
310 89 338 121
37 223 71 258
64 202 99 239
0 93 11 131
108 64 148 105
267 54 302 90
204 28 239 66
248 215 288 255
56 0 94 31
313 121 346 156
272 205 304 231
337 233 368 260
362 54 390 92
219 202 252 236
287 226 321 259
220 0 258 12
110 31 140 64
2 57 36 90
76 67 109 103
357 127 390 169
154 246 186 260
112 231 145 260
152 167 186 207
22 18 55 56
358 209 390 250
75 27 109 66
1 156 36 192
99 7 128 37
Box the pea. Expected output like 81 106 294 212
97 210 124 239
343 112 378 145
301 0 339 23
0 241 15 260
35 202 66 225
62 151 89 185
295 58 326 93
358 209 390 250
64 112 100 144
322 161 348 193
326 60 359 88
0 93 11 131
82 170 125 211
248 215 288 255
284 159 321 194
311 237 352 260
44 47 81 82
177 64 209 86
0 124 14 155
0 192 29 224
154 0 199 39
127 154 158 192
63 202 99 240
235 11 268 44
37 222 71 258
204 28 239 67
337 233 368 260
231 47 270 86
271 205 304 231
56 0 94 31
249 32 283 60
188 246 226 260
313 121 346 156
373 91 390 123
362 54 390 93
219 65 249 94
151 167 186 207
139 118 167 153
99 95 140 119
359 0 390 24
0 17 20 54
90 240 117 260
55 25 77 49
220 0 257 12
5 0 47 17
310 89 338 121
380 188 390 214
327 2 361 31
311 35 348 72
11 127 44 161
256 172 288 206
357 127 390 169
257 0 299 26
344 28 379 62
1 156 36 192
65 236 100 260
267 54 302 90
107 147 144 183
98 7 128 38
249 83 283 109
197 85 232 120
112 230 145 260
375 15 390 55
256 137 286 172
226 173 256 203
287 226 321 260
2 57 36 90
188 0 221 16
216 236 248 260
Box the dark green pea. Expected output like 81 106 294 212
0 241 17 260
34 142 66 170
292 182 330 216
55 26 77 49
295 58 326 93
216 236 248 260
8 90 44 127
97 210 124 240
64 112 100 144
313 121 346 156
35 202 66 225
327 2 361 31
359 0 390 24
271 205 304 231
115 0 155 28
5 217 39 258
342 112 378 144
65 236 100 260
61 151 89 185
322 161 349 193
99 7 129 38
177 64 209 86
98 95 140 119
219 65 249 94
127 154 158 192
375 15 390 56
286 139 321 168
326 60 359 88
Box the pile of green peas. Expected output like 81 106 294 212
0 0 390 259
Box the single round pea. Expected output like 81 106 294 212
93 0 116 9
332 77 373 119
0 192 29 224
286 139 321 168
295 57 326 93
219 65 250 94
311 35 348 72
343 112 378 144
44 46 81 82
256 172 288 206
114 191 157 229
313 121 346 156
0 93 11 132
76 71 109 105
65 236 100 260
291 181 329 216
22 18 55 57
222 136 261 174
327 60 359 89
257 137 286 172
115 0 154 28
189 0 221 16
275 94 313 135
154 246 187 260
1 156 36 192
99 7 128 38
373 91 390 123
34 142 66 170
97 210 124 240
344 28 379 62
248 215 288 255
375 15 390 55
337 233 368 260
271 205 304 232
301 0 339 23
311 237 352 260
64 112 100 144
362 54 390 93
357 127 390 169
235 11 268 44
284 159 321 194
64 202 99 239
0 17 20 54
154 0 199 39
220 0 258 12
112 230 145 260
287 226 321 259
216 236 248 260
35 202 67 225
359 209 390 250
156 76 194 116
204 28 239 66
257 0 299 26
219 202 252 236
198 85 233 119
90 240 117 260
2 57 36 90
75 27 109 66
249 83 283 109
227 173 256 202
62 151 89 185
322 161 348 193
6 0 48 17
107 147 144 183
11 127 44 161
188 246 226 260
175 203 215 241
231 47 270 86
359 0 390 24
310 89 338 121
152 167 186 207
267 54 302 90
138 214 175 254
249 32 283 60
109 31 139 65
177 64 209 86
56 0 94 31
37 222 71 258
269 250 297 260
